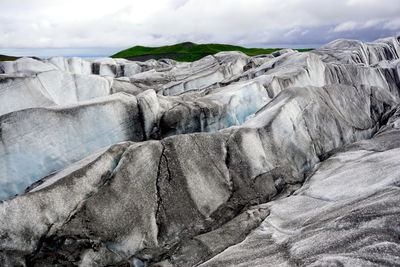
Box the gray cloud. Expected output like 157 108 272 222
0 0 399 57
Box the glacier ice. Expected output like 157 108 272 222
0 36 399 266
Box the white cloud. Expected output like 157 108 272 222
333 21 358 32
363 19 384 28
0 0 399 55
383 18 400 30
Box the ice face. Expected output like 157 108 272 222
0 76 55 116
205 79 270 127
37 70 112 105
0 94 143 200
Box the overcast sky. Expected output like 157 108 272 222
1 0 400 57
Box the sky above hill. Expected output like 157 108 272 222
1 0 399 57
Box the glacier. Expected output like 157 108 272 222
0 36 399 266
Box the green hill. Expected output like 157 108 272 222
0 54 20 61
111 42 313 62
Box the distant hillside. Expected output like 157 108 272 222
0 54 20 61
111 42 313 62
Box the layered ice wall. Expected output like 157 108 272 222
0 94 143 199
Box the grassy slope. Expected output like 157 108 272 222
111 42 313 62
0 55 20 61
